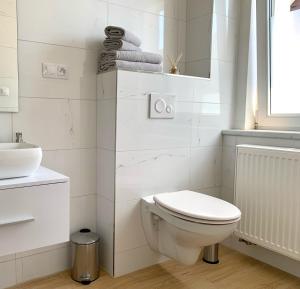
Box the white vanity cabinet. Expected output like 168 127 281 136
0 167 70 257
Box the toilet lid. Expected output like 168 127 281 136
153 190 241 222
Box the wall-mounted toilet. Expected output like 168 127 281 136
141 190 241 265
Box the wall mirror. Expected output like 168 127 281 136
0 0 18 112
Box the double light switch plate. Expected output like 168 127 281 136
149 93 176 119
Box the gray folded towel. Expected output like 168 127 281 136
105 26 141 47
100 50 162 64
98 60 162 74
103 39 142 51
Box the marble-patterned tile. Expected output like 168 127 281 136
18 0 107 50
18 41 97 100
190 146 222 189
97 196 114 275
12 98 96 150
97 149 115 202
70 194 97 233
115 199 147 252
70 99 97 149
115 148 190 202
97 71 117 100
97 99 116 150
12 97 74 150
42 149 97 197
114 245 167 277
116 99 192 151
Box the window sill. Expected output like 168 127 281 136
222 129 300 140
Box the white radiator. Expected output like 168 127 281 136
234 144 300 261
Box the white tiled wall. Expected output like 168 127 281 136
0 0 239 287
221 133 300 277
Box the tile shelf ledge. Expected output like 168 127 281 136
222 129 300 140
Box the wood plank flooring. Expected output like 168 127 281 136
10 246 300 289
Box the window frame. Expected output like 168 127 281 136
257 0 300 130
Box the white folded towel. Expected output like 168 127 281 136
100 50 162 64
105 26 141 47
98 60 162 74
103 39 141 51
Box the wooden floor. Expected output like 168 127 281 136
11 246 300 289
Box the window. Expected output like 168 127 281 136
256 0 300 129
270 0 300 115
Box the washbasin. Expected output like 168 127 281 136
0 143 42 179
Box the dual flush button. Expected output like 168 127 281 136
150 93 175 119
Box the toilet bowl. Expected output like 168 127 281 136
141 190 241 265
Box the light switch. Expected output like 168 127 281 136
149 93 176 119
0 87 9 97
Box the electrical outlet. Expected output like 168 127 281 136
57 64 68 79
42 63 68 80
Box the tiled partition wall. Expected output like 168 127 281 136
97 0 240 278
221 132 300 278
0 0 187 288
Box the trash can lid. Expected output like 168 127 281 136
71 228 100 245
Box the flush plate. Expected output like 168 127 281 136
149 93 176 119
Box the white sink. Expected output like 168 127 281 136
0 143 42 179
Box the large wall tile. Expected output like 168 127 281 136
12 98 96 150
0 260 16 289
114 245 166 277
70 194 97 233
97 196 114 275
17 0 107 50
97 99 116 150
97 71 117 100
17 246 70 283
13 98 74 150
116 99 192 151
190 146 222 189
42 149 97 197
18 41 97 100
98 149 115 202
115 148 190 202
115 199 147 252
70 100 97 149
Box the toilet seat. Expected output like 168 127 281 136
153 190 241 225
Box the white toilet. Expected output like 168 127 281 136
141 190 241 265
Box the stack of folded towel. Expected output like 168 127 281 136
98 26 163 74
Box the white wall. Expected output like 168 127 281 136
0 0 239 287
221 133 300 277
0 0 188 287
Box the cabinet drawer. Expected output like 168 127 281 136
0 182 69 256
